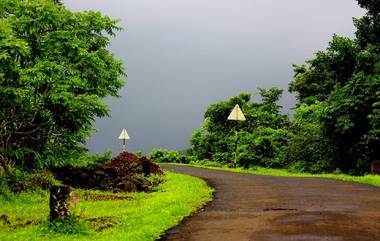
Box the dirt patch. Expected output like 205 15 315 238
81 192 131 201
160 164 380 241
86 216 119 232
0 214 10 225
0 214 41 229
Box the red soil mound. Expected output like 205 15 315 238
53 152 163 192
105 152 163 176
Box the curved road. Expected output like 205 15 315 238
160 165 380 241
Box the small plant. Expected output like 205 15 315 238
136 150 144 157
42 186 89 235
42 214 90 235
0 173 12 200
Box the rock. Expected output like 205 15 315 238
79 171 89 179
94 169 106 176
115 180 137 192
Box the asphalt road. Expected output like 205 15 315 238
159 165 380 241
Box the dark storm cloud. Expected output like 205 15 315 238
64 0 365 154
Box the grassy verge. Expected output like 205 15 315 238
163 163 380 187
0 171 213 241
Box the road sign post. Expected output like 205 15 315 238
227 104 246 168
118 128 130 151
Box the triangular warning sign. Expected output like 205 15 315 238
227 104 246 121
118 128 130 140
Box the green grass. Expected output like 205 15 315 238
164 163 380 187
0 171 213 241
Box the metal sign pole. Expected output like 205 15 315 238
118 128 130 152
227 104 246 168
234 128 238 168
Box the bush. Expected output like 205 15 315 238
284 102 334 173
149 149 198 164
190 159 224 168
63 151 113 168
237 151 258 169
0 173 12 198
211 152 233 164
0 169 60 193
179 155 196 164
287 161 307 173
149 149 182 163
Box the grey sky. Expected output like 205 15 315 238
64 0 365 154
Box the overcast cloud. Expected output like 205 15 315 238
64 0 365 154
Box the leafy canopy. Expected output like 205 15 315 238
189 88 292 168
0 0 125 171
287 0 380 174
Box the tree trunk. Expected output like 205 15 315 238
371 161 380 175
49 185 71 220
142 158 151 177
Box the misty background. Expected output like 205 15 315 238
63 0 365 154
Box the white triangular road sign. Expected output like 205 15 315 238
118 128 130 140
227 104 246 121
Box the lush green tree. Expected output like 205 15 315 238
288 0 380 174
284 102 333 173
0 0 125 171
189 88 291 168
321 74 380 174
238 127 293 168
289 35 357 104
354 0 380 48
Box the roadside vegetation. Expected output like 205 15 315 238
163 163 380 187
0 2 214 240
0 0 379 239
0 0 125 173
150 0 380 177
0 171 213 241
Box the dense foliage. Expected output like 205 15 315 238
0 0 125 171
1 0 379 179
149 148 194 164
184 0 379 174
188 89 292 168
287 0 380 174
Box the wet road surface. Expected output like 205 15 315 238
160 165 380 241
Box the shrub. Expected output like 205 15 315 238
0 169 60 193
0 173 12 198
190 159 224 168
64 151 113 168
179 155 196 164
41 214 89 235
149 149 182 163
211 152 233 164
287 161 307 173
